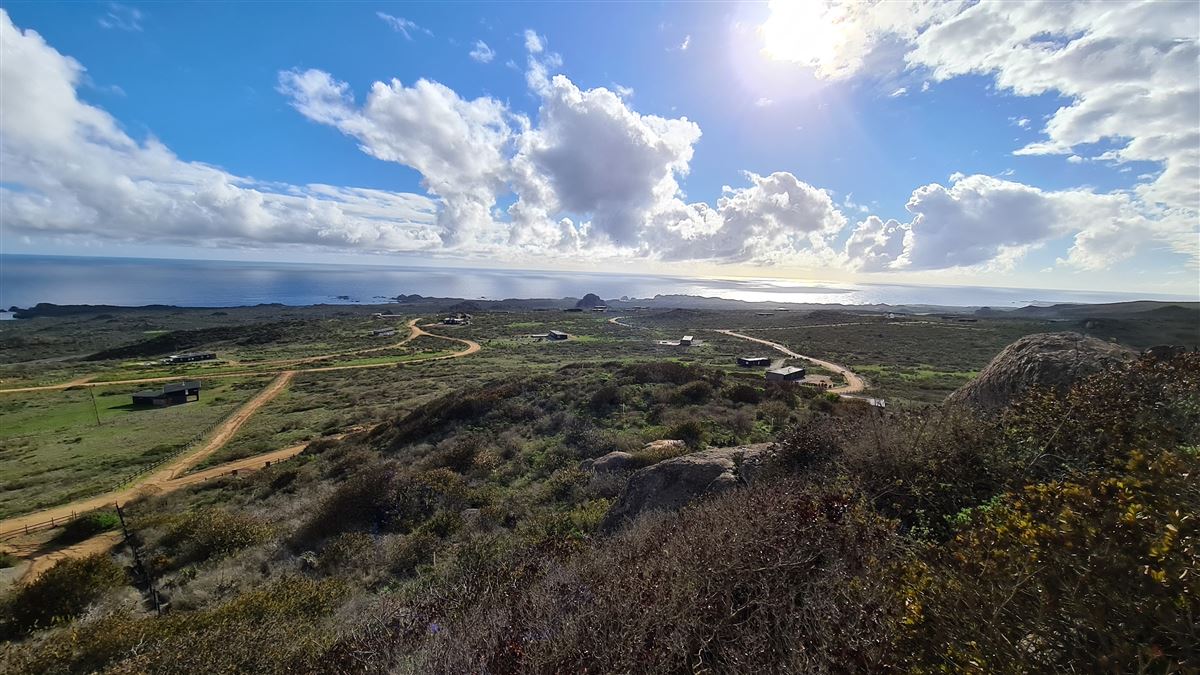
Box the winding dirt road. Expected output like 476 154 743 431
715 329 866 394
606 315 867 396
0 319 480 394
0 320 480 534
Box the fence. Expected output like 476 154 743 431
0 506 115 541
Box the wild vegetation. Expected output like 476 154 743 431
1 342 1195 673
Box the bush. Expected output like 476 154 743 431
587 383 622 414
672 380 714 404
159 507 271 567
901 448 1200 672
401 481 903 673
5 577 345 674
724 382 762 404
668 418 706 449
2 553 126 635
53 510 121 546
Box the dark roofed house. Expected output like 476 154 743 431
132 381 201 407
765 366 806 382
738 356 772 367
162 352 216 365
547 330 569 340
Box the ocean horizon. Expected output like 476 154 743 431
2 254 1195 311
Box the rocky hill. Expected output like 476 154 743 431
948 332 1135 411
574 293 606 309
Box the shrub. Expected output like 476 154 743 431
901 448 1200 672
403 481 904 673
317 532 375 573
672 380 714 404
53 510 121 546
5 577 345 674
2 553 126 635
159 507 271 567
587 383 622 414
724 382 762 404
668 418 706 449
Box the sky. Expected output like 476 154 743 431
1 1 1197 296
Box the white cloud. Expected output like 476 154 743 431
524 29 545 54
278 69 512 248
469 40 495 63
0 12 440 253
761 0 1199 265
888 86 907 97
844 174 1156 271
613 84 634 99
680 35 691 51
98 3 143 31
754 97 774 107
377 12 428 40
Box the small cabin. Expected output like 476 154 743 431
132 381 201 407
162 352 216 364
765 366 806 382
370 328 397 337
680 335 694 346
547 330 569 340
738 356 771 367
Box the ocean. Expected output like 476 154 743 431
1 254 1194 311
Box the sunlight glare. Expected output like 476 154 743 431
760 0 844 69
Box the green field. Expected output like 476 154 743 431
0 377 269 518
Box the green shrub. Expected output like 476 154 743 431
668 418 706 449
2 553 126 635
724 382 762 404
53 510 121 546
901 448 1200 673
673 380 714 404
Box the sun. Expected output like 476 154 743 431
760 0 844 69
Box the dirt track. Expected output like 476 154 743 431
0 321 482 580
0 319 480 394
716 329 866 394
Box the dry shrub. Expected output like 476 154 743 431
4 577 345 674
158 507 271 568
382 480 904 673
2 554 127 636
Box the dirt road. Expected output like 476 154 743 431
0 322 480 536
0 370 296 537
0 319 480 394
715 329 866 394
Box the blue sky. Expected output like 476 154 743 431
1 1 1197 295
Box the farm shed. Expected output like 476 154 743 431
547 330 569 340
162 352 215 364
738 356 772 367
132 381 202 407
765 366 806 382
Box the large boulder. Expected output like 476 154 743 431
591 451 636 473
602 443 773 529
948 332 1134 411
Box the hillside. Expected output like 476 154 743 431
2 333 1196 673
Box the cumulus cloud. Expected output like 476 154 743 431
844 174 1155 271
763 0 1199 265
469 40 495 63
278 68 513 248
0 11 440 252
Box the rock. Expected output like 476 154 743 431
1144 345 1187 361
602 443 773 529
640 439 687 455
575 293 606 309
948 332 1135 411
592 451 636 473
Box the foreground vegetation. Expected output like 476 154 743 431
2 346 1196 672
